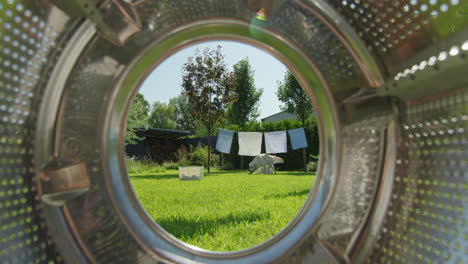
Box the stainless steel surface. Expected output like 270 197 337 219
348 120 398 263
54 0 142 46
0 0 466 263
317 113 392 251
366 90 468 264
377 29 468 100
0 1 76 263
38 161 90 206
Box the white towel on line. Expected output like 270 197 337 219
238 132 263 156
264 131 287 154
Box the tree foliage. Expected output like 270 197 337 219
148 101 176 129
126 93 150 144
276 70 314 125
182 46 238 127
227 58 263 126
181 46 238 172
169 94 202 133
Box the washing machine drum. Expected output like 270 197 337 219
0 1 467 263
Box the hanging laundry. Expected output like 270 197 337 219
215 129 234 154
264 131 287 154
238 132 263 156
288 128 308 150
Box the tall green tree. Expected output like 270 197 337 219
276 70 314 170
227 58 263 126
148 101 177 129
181 46 238 173
126 93 150 144
277 70 314 124
170 94 202 133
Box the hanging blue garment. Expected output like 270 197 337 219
265 131 287 154
215 129 234 154
288 128 308 150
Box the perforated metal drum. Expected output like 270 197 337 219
0 0 466 263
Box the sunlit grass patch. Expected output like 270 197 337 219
126 157 165 174
130 169 315 251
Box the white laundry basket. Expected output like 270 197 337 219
178 166 204 181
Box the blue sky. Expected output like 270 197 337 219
138 40 287 119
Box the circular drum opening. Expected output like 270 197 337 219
103 18 337 262
124 40 320 252
16 0 467 263
36 2 351 262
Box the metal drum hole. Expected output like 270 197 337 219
123 40 320 252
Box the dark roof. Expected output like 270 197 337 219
137 128 191 139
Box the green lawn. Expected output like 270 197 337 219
129 169 315 251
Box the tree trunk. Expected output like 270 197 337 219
207 126 211 173
207 93 212 174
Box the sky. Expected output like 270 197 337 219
138 40 287 119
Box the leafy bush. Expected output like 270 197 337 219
221 161 235 170
191 144 208 166
176 143 220 167
191 144 220 167
306 154 319 172
210 152 220 167
309 154 320 160
176 145 191 166
163 162 179 170
306 161 317 172
126 156 165 174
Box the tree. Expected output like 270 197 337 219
277 70 314 124
181 46 238 173
170 94 202 133
276 70 314 170
148 101 176 129
227 58 263 126
126 93 150 145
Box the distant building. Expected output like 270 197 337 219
261 110 298 123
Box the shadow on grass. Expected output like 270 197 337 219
264 189 310 199
206 171 246 175
129 174 178 180
209 171 315 176
276 172 315 176
157 211 271 240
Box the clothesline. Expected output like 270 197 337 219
215 128 308 156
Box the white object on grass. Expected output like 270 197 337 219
178 166 204 180
249 154 284 174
